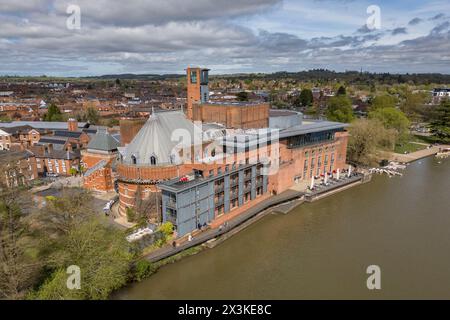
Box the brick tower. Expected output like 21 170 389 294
186 67 209 120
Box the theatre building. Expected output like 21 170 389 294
116 67 349 238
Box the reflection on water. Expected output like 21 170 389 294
116 157 450 299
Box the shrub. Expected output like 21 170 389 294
126 207 136 222
132 260 156 282
158 221 174 237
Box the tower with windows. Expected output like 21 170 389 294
186 67 209 120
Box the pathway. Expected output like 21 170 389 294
388 144 450 163
144 189 305 263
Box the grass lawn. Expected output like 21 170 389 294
410 134 436 144
394 141 427 154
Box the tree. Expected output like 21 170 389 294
106 118 119 127
347 118 396 166
298 89 313 106
326 95 354 123
401 91 426 120
35 189 97 236
85 107 100 124
43 104 63 122
429 100 450 143
370 95 397 110
236 91 249 101
33 218 132 300
368 107 410 142
0 189 41 299
336 86 346 96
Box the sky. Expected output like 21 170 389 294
0 0 449 76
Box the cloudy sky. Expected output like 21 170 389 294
1 0 449 76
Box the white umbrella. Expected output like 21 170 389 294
337 168 340 180
348 165 352 177
310 176 315 189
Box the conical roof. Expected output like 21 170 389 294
123 111 202 165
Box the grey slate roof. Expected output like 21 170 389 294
84 160 107 177
279 120 348 139
123 110 202 165
87 128 120 152
0 121 88 130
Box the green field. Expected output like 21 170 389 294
394 141 427 154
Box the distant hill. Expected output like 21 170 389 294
83 73 184 80
1 69 450 85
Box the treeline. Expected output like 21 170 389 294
218 70 450 85
4 69 450 85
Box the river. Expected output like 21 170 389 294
116 156 450 299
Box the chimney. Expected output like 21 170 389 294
67 118 78 132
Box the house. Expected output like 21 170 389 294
0 149 38 188
0 125 43 150
29 144 81 176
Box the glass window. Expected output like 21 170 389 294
190 70 197 84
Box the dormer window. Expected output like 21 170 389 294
150 156 157 166
131 155 137 165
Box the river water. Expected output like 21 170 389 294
116 156 450 299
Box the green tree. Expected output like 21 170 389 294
326 95 354 123
0 188 41 299
43 104 63 122
369 107 410 142
298 88 313 106
236 91 249 101
370 95 397 110
429 100 450 143
401 92 426 119
85 107 100 124
33 218 132 300
347 118 396 166
336 86 346 96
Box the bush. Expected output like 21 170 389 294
132 260 156 282
126 207 136 222
158 221 174 237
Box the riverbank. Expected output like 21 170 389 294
386 144 449 163
142 172 369 264
116 156 450 299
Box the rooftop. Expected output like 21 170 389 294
87 128 120 152
0 121 88 130
201 101 267 107
279 120 348 139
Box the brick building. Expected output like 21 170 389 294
116 67 350 238
186 67 270 129
82 128 120 192
0 150 38 188
0 126 42 150
29 144 80 176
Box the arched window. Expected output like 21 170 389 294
131 155 137 165
150 156 157 165
211 148 216 157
